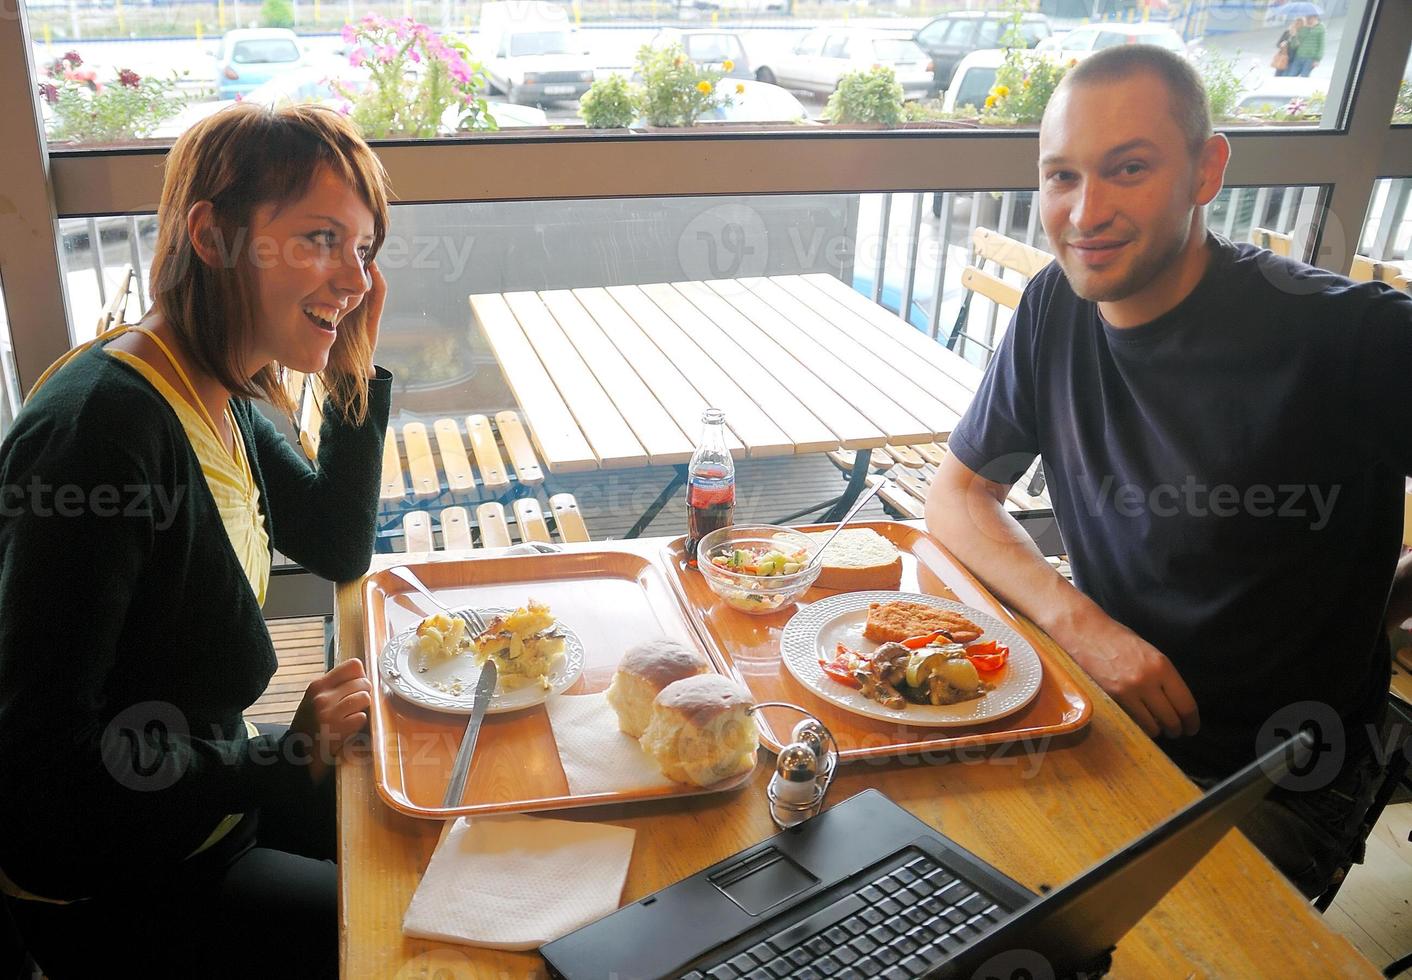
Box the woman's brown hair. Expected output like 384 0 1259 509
149 102 390 425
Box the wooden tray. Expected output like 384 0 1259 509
661 520 1092 761
361 550 751 819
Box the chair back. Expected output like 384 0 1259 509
946 228 1053 361
96 266 136 335
1250 226 1294 258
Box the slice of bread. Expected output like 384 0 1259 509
801 527 903 591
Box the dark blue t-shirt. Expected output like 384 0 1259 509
949 234 1412 776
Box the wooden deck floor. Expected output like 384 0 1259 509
250 617 327 726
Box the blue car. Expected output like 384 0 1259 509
215 29 306 100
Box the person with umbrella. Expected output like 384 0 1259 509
1273 15 1303 77
1289 11 1325 77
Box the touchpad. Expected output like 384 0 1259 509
708 846 818 916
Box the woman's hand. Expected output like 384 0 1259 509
290 657 372 785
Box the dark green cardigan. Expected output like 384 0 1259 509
0 341 391 899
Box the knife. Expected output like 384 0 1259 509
441 658 497 809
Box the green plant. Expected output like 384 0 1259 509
260 0 294 28
38 51 185 143
980 6 1071 125
823 66 904 125
338 14 495 138
635 43 729 127
1196 48 1254 121
579 73 637 129
1394 78 1412 124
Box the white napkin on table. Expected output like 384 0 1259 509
544 690 677 795
402 813 636 950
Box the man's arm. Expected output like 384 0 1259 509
925 452 1200 739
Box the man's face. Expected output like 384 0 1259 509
1038 72 1208 307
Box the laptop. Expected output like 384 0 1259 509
540 730 1314 979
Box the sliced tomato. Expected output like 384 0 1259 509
819 643 865 688
964 640 1009 672
901 629 955 650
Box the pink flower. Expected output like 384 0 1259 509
37 82 58 105
349 48 366 67
409 48 421 63
63 50 82 67
118 68 140 88
341 24 357 43
378 45 397 63
335 99 352 115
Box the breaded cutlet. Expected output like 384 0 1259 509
862 601 983 644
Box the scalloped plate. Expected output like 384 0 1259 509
380 607 585 715
780 591 1043 727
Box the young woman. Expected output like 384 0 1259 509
0 103 393 978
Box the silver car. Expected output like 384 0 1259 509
755 28 933 101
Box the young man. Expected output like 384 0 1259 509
926 45 1412 899
1290 15 1326 78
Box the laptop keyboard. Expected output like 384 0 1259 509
681 850 1009 980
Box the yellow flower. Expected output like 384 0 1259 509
1022 77 1032 89
993 84 1010 98
735 82 746 95
722 59 734 72
1068 58 1079 67
697 80 713 95
984 94 997 109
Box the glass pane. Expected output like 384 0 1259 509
20 0 1369 145
1357 178 1412 276
56 216 156 348
1396 43 1412 126
0 273 18 441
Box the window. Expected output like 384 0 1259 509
0 275 16 441
509 31 576 58
1358 179 1412 266
975 22 1004 49
871 39 924 65
18 0 1384 144
231 40 301 65
951 67 998 113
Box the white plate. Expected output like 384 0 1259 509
780 591 1043 728
380 607 585 715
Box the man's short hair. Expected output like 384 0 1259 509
1060 45 1214 155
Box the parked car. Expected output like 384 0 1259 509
1233 76 1323 116
755 28 932 101
158 66 548 139
913 11 1051 94
1034 23 1186 61
702 79 806 122
476 1 595 105
941 47 1004 113
213 28 307 100
648 29 752 79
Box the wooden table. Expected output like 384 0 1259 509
334 532 1377 979
468 274 984 530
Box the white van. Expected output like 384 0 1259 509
476 1 595 105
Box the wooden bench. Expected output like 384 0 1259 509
288 375 590 553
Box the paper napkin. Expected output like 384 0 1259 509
544 690 677 795
402 813 636 950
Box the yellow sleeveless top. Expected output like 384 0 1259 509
1 327 270 901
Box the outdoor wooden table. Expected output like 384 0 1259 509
334 531 1378 979
469 274 983 532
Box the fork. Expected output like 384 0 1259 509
388 565 488 634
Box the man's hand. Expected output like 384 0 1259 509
290 658 372 785
1061 610 1201 740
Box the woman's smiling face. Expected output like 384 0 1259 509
243 166 377 375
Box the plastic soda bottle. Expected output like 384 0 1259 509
686 408 734 565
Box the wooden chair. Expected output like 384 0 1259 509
944 228 1053 358
1251 227 1294 258
96 265 136 336
398 495 591 555
1349 253 1411 291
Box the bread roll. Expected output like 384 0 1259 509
801 528 902 591
639 675 758 787
604 638 709 737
